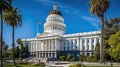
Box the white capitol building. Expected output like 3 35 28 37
22 4 101 61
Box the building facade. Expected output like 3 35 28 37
22 5 101 61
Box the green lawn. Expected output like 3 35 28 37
86 66 116 67
69 64 119 67
3 64 45 67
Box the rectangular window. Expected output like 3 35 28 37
75 40 77 44
87 39 89 43
82 39 84 44
97 39 99 43
92 45 94 50
64 46 66 50
83 45 85 50
71 40 73 44
54 46 55 49
64 42 65 45
67 46 69 51
67 40 69 45
92 39 94 43
87 45 89 50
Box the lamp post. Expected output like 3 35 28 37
111 45 113 66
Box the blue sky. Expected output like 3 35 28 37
3 0 120 47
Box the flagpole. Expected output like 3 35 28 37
37 22 38 34
37 21 42 35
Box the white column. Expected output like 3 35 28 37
48 40 50 51
73 39 75 50
80 38 82 51
39 41 41 51
41 40 44 51
94 38 97 50
32 42 34 52
89 38 92 50
54 52 57 58
45 40 49 51
45 53 46 58
44 40 47 51
77 37 80 50
35 41 37 51
31 43 32 52
29 44 31 52
55 39 57 50
51 39 53 50
42 53 43 58
85 38 87 51
51 53 53 57
49 40 51 51
48 52 50 58
53 39 55 50
36 41 38 51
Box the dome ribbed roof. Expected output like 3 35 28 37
49 10 62 16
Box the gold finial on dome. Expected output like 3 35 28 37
53 4 58 10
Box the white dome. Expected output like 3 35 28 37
44 5 66 35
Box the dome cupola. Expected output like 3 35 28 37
49 4 62 16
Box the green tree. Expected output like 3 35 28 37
108 31 120 62
103 18 120 61
3 7 22 65
0 39 10 58
25 45 29 58
16 38 28 59
0 0 12 66
14 46 20 58
89 0 110 62
17 38 23 46
70 57 75 62
66 53 73 61
79 54 86 61
3 44 9 58
20 47 26 59
60 56 65 61
94 43 100 60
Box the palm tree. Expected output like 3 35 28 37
89 0 110 63
3 7 22 65
0 0 12 66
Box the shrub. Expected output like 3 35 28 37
66 53 73 61
86 55 97 62
79 54 86 61
70 58 75 62
34 62 45 66
19 61 29 65
69 64 86 67
59 56 65 61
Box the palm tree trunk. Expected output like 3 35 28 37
12 26 15 65
100 16 104 63
0 11 3 67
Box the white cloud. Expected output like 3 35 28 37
34 0 79 14
81 16 100 29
